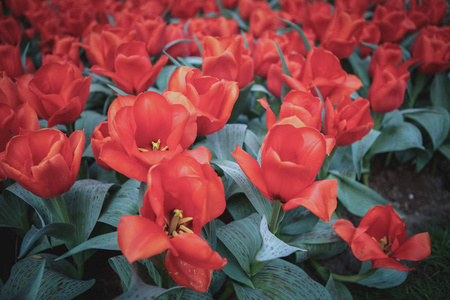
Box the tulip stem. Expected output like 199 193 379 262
217 279 235 300
372 113 383 131
65 123 74 136
409 72 429 109
310 259 377 282
52 195 71 224
269 200 282 234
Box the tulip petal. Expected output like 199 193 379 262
282 179 337 222
117 215 171 263
332 219 356 244
393 232 431 261
371 257 413 272
232 145 269 198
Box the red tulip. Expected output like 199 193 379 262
118 147 227 293
333 205 431 271
0 16 22 45
0 129 85 198
411 25 450 75
302 1 333 41
168 66 239 135
202 35 254 89
368 63 410 113
323 96 373 146
320 9 364 59
232 118 337 222
98 91 197 182
0 44 23 79
23 62 92 128
372 4 416 43
91 41 168 95
368 43 403 78
358 21 381 58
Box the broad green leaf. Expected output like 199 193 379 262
290 218 341 245
107 84 128 95
356 261 408 288
226 194 257 221
74 111 107 151
369 122 424 155
351 129 381 178
216 241 254 288
0 193 28 231
243 129 262 159
251 84 273 97
438 139 450 160
56 232 119 261
4 183 52 227
325 274 353 300
116 264 183 300
329 146 355 177
233 259 332 300
212 159 272 219
216 214 261 275
89 82 113 94
19 223 75 258
430 72 450 111
206 124 247 161
404 107 450 150
0 254 94 300
208 270 226 296
228 82 254 122
293 241 347 263
280 206 318 236
109 256 132 292
348 51 370 97
328 171 391 217
256 215 305 261
63 180 114 249
99 179 141 227
9 259 45 300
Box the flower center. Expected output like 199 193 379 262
138 139 169 152
163 209 193 238
372 236 393 256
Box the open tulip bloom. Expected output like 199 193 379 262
333 205 431 272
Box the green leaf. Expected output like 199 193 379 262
233 259 332 300
243 129 262 159
89 82 113 95
290 219 342 245
438 138 450 160
256 215 305 261
293 241 347 263
155 65 177 92
228 81 254 122
356 261 408 289
109 256 132 292
280 206 318 236
56 232 119 261
348 51 371 97
430 72 450 111
206 124 247 161
63 180 114 249
211 159 272 220
9 259 45 300
216 214 261 275
226 194 257 221
404 107 450 150
116 264 183 300
250 84 273 97
0 193 28 231
328 171 391 218
351 129 381 178
0 254 94 300
74 111 107 150
325 274 353 300
329 146 355 177
4 183 52 227
99 179 141 227
216 241 254 288
19 223 75 258
369 122 424 155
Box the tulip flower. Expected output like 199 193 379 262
202 35 254 89
333 205 431 271
411 25 450 75
90 41 168 95
0 128 85 198
232 118 337 222
323 96 374 146
0 44 23 78
168 66 239 135
20 62 92 128
98 91 197 182
368 43 404 78
118 147 227 293
372 4 416 43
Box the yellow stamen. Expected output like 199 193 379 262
169 209 183 234
138 147 149 152
152 139 161 151
179 225 194 233
172 231 179 237
178 217 193 225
